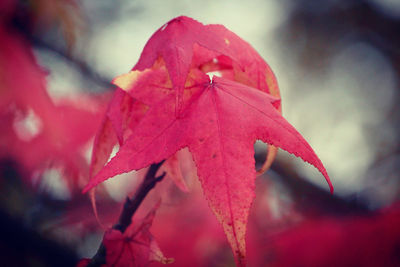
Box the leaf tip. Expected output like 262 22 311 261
328 178 334 194
320 168 334 194
112 70 149 92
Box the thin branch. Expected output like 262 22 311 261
87 161 165 267
114 161 166 233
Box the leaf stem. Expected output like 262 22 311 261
86 161 166 267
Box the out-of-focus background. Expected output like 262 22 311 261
1 0 400 266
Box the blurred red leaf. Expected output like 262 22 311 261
76 258 94 267
102 203 172 267
150 178 229 267
0 22 107 193
264 204 400 267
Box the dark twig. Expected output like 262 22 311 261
87 161 166 267
114 161 166 232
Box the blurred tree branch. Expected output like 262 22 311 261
9 2 115 91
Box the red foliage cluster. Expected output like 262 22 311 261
0 0 106 194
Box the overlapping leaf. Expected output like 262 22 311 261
102 204 173 267
77 204 172 267
134 16 280 105
134 16 282 172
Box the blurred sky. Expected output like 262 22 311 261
38 0 400 208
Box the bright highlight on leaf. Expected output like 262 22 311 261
85 16 333 267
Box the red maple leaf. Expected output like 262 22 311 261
76 204 172 267
102 203 173 267
84 58 332 265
